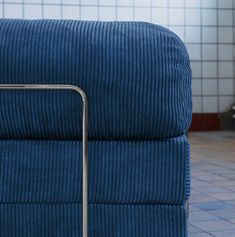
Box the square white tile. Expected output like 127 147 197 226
4 0 23 2
218 45 233 60
24 0 42 3
81 6 98 20
202 27 217 43
202 62 217 78
169 9 184 25
202 0 217 8
185 0 201 8
4 4 23 18
116 0 133 6
169 0 184 7
191 62 202 78
135 0 151 7
219 62 233 78
192 96 202 113
0 4 2 18
185 27 201 43
43 5 61 19
24 4 42 19
203 96 218 113
219 79 234 95
62 0 79 4
219 96 234 112
134 7 151 22
99 7 116 21
202 44 217 60
218 0 233 8
80 0 98 5
62 6 80 20
202 9 217 26
117 7 134 21
152 0 168 7
99 0 116 5
203 79 218 95
192 79 202 96
186 44 201 60
218 10 233 26
152 8 168 25
185 9 201 26
43 0 60 3
218 27 233 43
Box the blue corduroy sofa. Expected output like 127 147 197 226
0 20 192 237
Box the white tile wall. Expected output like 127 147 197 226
192 79 202 96
25 5 43 19
185 27 201 43
203 96 218 113
169 9 185 25
135 8 151 22
169 0 184 8
203 79 218 95
0 5 2 18
152 0 167 7
99 7 116 21
202 45 217 60
43 5 61 19
191 62 202 78
99 0 116 6
219 62 234 78
219 79 234 95
202 9 217 26
117 7 134 21
193 97 202 113
185 9 201 26
62 6 80 20
218 0 233 8
152 8 168 25
219 45 233 60
4 4 23 18
202 0 217 8
135 0 151 7
202 27 217 43
187 44 201 60
203 62 218 78
0 0 235 113
218 10 233 26
185 0 201 8
218 27 233 43
81 6 98 20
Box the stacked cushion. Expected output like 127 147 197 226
0 204 187 237
0 19 191 140
0 136 190 204
0 20 191 236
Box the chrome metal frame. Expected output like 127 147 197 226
0 84 89 237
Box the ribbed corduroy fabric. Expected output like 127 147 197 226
0 19 192 140
0 203 187 237
0 136 190 204
0 20 191 236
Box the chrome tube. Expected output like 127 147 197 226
0 84 89 237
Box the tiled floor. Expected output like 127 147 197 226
189 131 235 237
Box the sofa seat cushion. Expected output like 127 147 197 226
0 19 192 140
0 136 190 204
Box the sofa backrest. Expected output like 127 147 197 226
0 20 192 139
